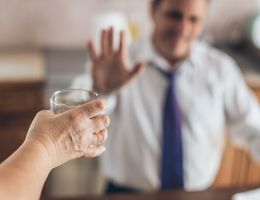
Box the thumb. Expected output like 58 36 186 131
129 62 145 79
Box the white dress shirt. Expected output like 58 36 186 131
71 39 260 191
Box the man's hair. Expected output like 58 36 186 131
152 0 210 8
152 0 163 8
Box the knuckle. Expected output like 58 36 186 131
72 109 88 121
84 106 94 116
95 118 104 129
67 112 77 122
103 115 110 126
67 111 87 133
93 115 110 130
95 99 106 110
36 110 46 117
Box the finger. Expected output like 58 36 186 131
93 129 108 146
80 128 108 151
108 27 114 52
87 40 97 62
67 99 106 120
82 99 106 118
101 29 106 56
89 115 110 133
129 62 145 80
31 110 54 126
84 145 106 158
101 29 109 56
118 30 127 59
36 110 54 118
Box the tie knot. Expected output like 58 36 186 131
165 71 175 82
148 62 175 81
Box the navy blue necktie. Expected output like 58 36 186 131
161 71 184 190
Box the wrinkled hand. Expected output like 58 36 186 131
25 99 110 169
88 27 144 94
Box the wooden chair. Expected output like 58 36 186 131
213 138 260 187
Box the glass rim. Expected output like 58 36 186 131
50 89 98 107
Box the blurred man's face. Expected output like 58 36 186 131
152 0 207 64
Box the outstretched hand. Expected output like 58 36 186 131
26 99 109 169
88 27 144 94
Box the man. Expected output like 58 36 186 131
72 0 260 193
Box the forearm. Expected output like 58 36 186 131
0 140 52 200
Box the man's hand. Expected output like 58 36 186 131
88 27 144 94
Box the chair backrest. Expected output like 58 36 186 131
213 138 260 188
0 81 45 162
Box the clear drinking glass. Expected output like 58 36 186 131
49 89 99 195
50 89 98 114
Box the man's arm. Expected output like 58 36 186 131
223 57 260 160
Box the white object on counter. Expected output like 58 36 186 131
232 188 260 200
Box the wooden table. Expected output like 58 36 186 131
0 113 36 161
44 187 258 200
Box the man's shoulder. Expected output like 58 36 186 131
193 41 236 66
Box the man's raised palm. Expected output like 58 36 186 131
87 28 144 94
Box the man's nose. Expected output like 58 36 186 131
176 19 190 37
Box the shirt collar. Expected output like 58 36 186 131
141 37 201 72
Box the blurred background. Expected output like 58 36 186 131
0 0 260 198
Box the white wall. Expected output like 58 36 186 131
1 0 259 48
0 0 150 49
